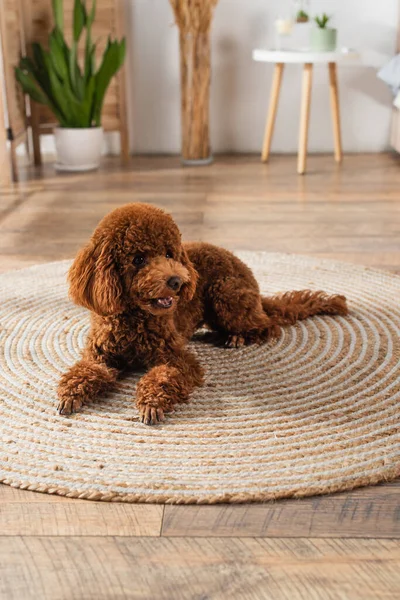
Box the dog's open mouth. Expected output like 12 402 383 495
151 296 174 309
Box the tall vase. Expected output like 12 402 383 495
179 31 213 166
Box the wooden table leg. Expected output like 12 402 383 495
261 62 284 162
297 63 313 175
328 62 343 163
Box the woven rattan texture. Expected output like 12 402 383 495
1 253 399 503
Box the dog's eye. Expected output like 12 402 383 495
133 255 145 266
166 252 173 259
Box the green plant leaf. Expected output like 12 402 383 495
31 43 53 95
92 39 126 126
47 58 87 127
49 28 91 124
83 75 96 125
84 0 96 83
18 57 37 76
17 43 73 125
32 42 46 71
118 38 126 70
314 13 330 28
48 68 69 123
69 43 84 100
52 0 64 33
73 0 86 42
14 67 48 104
41 49 70 121
15 63 65 125
87 0 97 26
23 46 54 106
49 28 69 81
84 40 97 84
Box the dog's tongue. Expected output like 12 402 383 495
157 297 173 308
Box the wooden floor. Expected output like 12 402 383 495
1 153 400 599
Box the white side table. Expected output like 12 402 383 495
252 49 360 174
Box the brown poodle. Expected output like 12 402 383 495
57 203 348 425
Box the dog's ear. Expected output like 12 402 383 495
180 246 198 302
68 237 124 316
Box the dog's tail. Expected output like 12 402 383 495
261 290 348 327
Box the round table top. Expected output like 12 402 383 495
252 48 361 64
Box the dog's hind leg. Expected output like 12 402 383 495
205 279 348 348
204 278 280 348
261 290 348 327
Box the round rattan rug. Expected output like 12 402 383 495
0 253 399 504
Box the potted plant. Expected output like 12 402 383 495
296 10 309 23
293 1 309 23
310 14 337 52
15 0 126 172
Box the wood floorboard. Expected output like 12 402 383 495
1 536 399 600
162 483 400 539
1 153 400 598
0 502 163 537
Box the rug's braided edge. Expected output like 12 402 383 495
2 464 400 504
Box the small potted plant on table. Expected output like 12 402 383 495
293 1 309 23
15 0 126 172
296 10 309 23
311 13 337 52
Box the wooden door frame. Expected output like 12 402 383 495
390 1 400 151
0 79 11 187
0 21 11 187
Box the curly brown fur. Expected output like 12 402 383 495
57 203 348 425
261 290 348 327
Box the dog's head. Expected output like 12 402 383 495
68 204 198 317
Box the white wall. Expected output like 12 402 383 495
125 0 398 154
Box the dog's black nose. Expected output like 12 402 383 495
167 276 182 291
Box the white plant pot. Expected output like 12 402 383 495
54 127 103 172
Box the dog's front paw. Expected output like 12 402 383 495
57 361 119 417
138 403 166 426
57 395 84 416
225 334 246 348
136 367 180 425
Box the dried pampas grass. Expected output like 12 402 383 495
169 0 219 33
169 0 219 162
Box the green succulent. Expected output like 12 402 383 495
15 0 126 128
296 10 309 20
314 13 331 29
